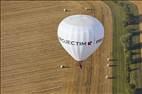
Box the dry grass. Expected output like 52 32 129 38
1 1 113 94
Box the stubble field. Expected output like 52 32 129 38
1 1 113 94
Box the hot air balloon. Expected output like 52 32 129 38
57 15 104 68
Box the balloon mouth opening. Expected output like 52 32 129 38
74 59 86 62
77 61 83 63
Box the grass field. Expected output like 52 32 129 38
105 1 141 94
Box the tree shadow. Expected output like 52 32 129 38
134 88 142 94
128 29 141 64
108 59 118 61
128 67 140 72
131 57 142 64
109 64 118 67
128 43 142 50
129 30 142 36
126 14 142 25
107 76 117 79
63 66 71 68
131 52 141 55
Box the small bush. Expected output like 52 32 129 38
130 83 136 89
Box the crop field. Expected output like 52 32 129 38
1 1 141 94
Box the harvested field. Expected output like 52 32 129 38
1 1 112 94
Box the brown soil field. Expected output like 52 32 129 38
1 1 112 94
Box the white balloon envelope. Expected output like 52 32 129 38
57 15 104 62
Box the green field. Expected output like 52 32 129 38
105 1 141 94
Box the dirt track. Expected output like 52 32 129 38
1 1 112 94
